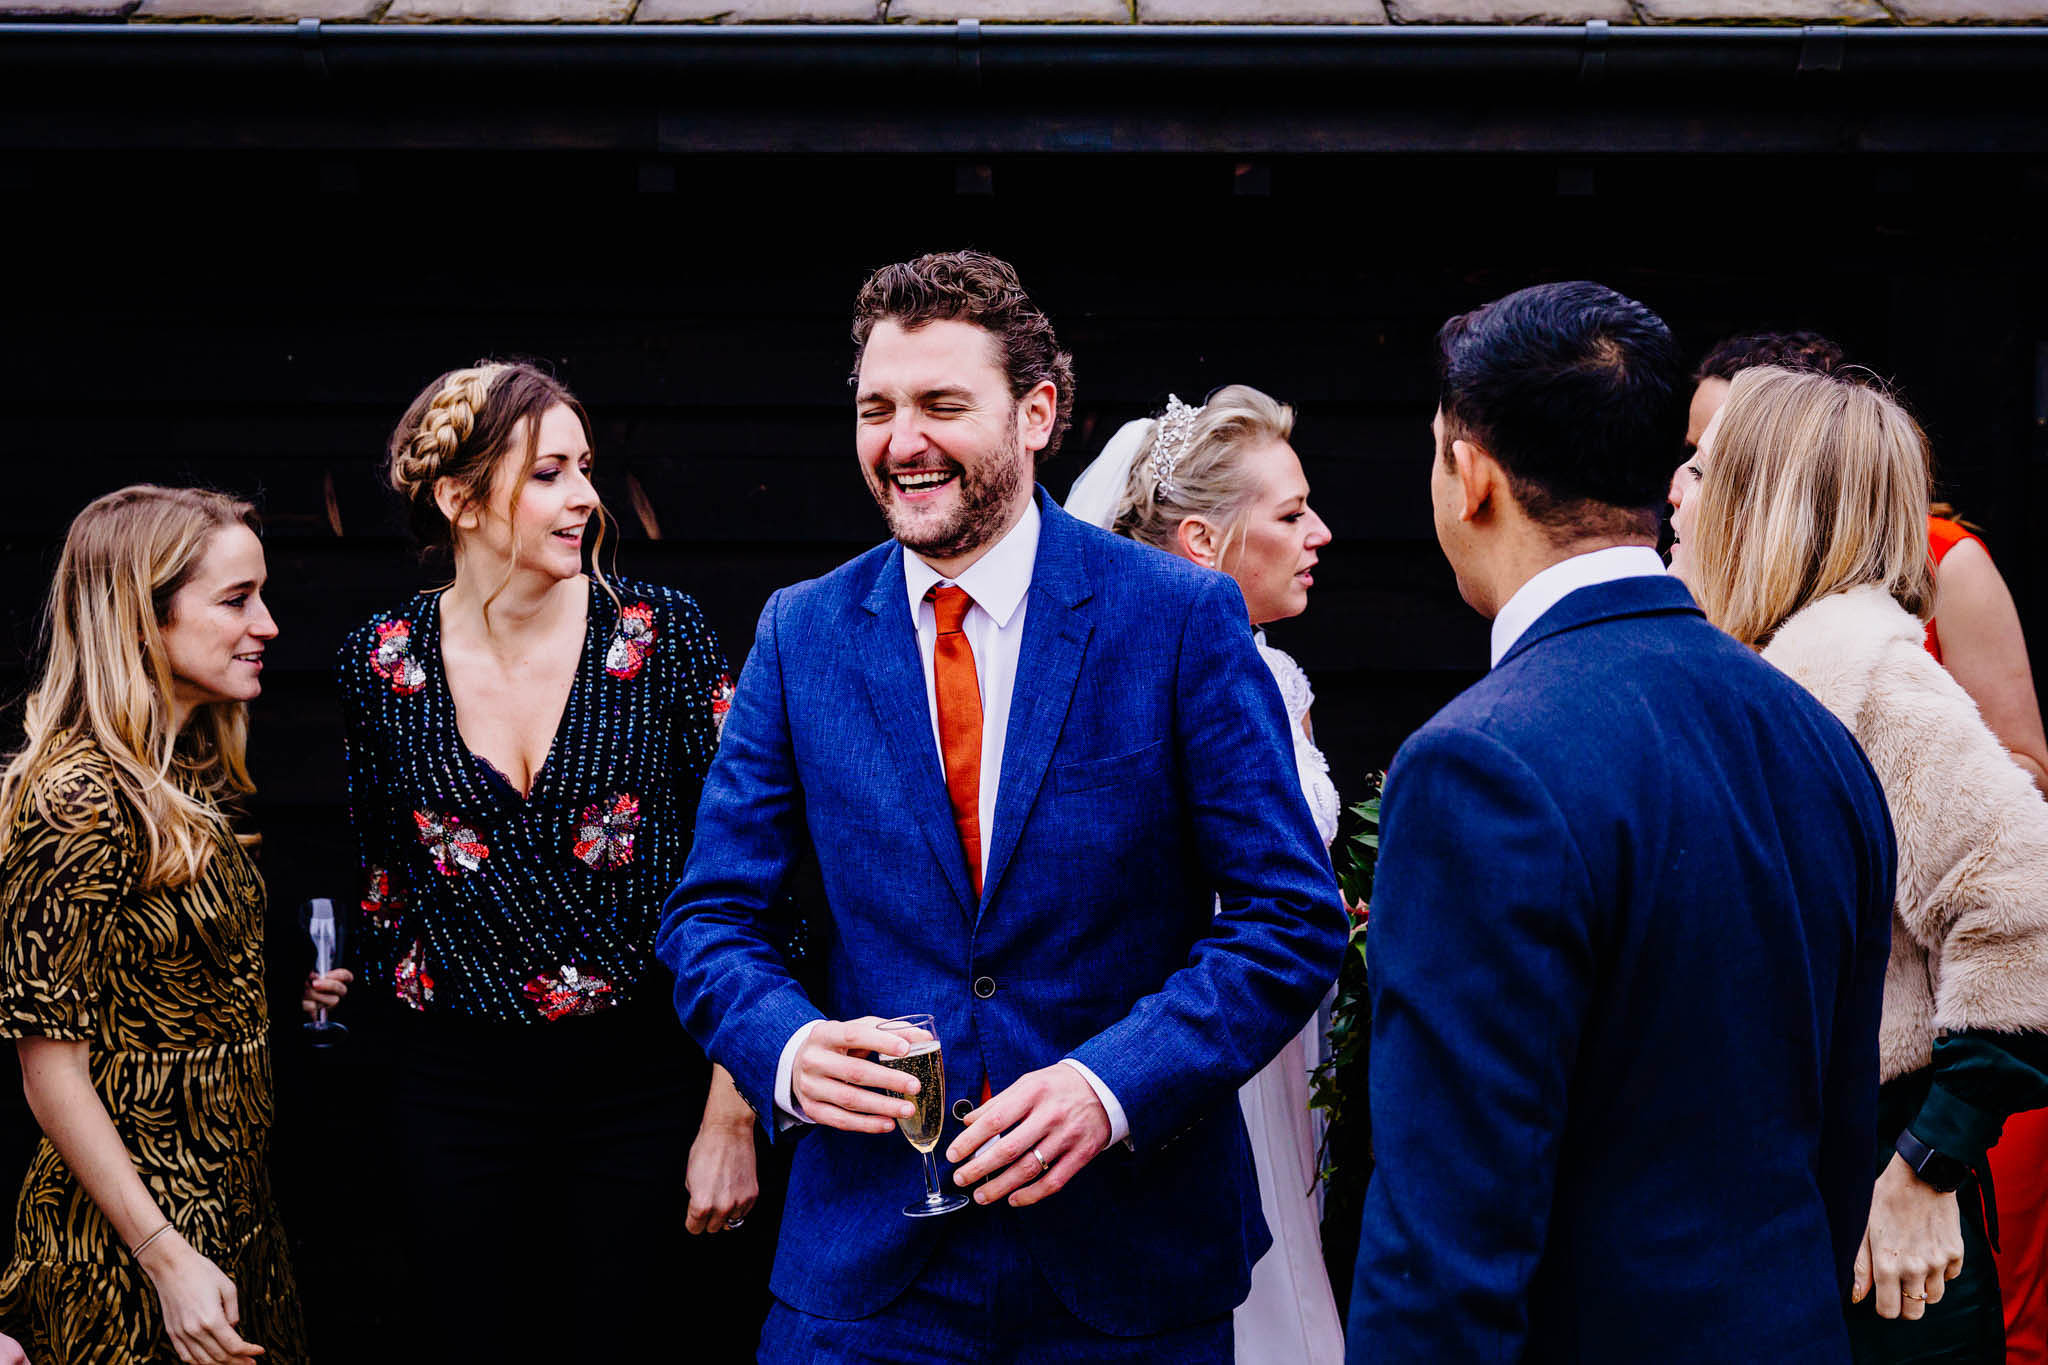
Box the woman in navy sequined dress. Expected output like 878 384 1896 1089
337 362 756 1360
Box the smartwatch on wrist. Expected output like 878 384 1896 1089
1896 1129 1970 1194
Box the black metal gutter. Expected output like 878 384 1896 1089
3 21 2044 156
1 21 2046 92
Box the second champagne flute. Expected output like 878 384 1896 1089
876 1013 967 1217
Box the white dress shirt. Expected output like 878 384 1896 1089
1488 545 1668 669
773 500 1132 1144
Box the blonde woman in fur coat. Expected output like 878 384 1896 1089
1671 364 2048 1364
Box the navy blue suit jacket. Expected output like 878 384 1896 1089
1349 575 1894 1364
659 491 1346 1333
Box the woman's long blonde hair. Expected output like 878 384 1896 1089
0 486 261 889
1690 366 1933 648
1110 384 1296 570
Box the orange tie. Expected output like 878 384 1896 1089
928 585 984 898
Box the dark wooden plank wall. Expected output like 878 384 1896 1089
10 152 2040 838
2 144 2043 1353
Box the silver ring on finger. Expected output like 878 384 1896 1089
1031 1145 1050 1176
725 1215 746 1230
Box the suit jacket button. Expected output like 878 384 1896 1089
973 975 996 999
952 1098 973 1121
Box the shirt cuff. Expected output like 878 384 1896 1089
1060 1057 1131 1148
774 1020 821 1133
1909 1081 2006 1170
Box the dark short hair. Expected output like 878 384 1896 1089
1694 330 1849 385
1437 280 1684 540
851 251 1076 463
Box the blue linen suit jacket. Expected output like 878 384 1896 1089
658 490 1346 1334
1348 575 1895 1364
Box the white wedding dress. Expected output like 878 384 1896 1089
1234 632 1345 1365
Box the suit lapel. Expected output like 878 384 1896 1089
981 499 1094 918
1497 574 1702 670
857 544 978 918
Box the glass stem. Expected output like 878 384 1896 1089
921 1150 943 1204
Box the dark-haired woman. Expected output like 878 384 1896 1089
339 363 754 1359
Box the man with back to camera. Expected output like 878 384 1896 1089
658 250 1345 1361
1347 281 1897 1363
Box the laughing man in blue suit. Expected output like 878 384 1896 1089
658 252 1345 1361
1347 283 1896 1363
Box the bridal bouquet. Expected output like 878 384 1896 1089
1309 772 1382 1207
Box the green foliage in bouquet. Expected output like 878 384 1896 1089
1309 771 1382 1211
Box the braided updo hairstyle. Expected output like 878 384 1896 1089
385 360 614 618
1110 384 1296 570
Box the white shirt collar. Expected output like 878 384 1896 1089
1488 544 1667 668
902 497 1040 627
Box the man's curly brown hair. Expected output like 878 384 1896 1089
851 251 1077 464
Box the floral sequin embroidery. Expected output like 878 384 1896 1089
360 865 403 922
370 619 428 696
345 577 734 1026
573 793 640 872
415 809 489 876
395 941 435 1011
605 602 657 680
709 673 735 737
523 964 615 1021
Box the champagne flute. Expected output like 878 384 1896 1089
876 1014 967 1218
301 898 349 1046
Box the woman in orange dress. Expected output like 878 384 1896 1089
1926 512 2048 1365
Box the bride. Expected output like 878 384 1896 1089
1066 385 1343 1365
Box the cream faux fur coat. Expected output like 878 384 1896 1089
1763 584 2048 1083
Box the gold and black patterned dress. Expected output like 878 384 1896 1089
0 739 308 1364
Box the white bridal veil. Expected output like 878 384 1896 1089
1062 417 1157 530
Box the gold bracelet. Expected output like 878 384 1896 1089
129 1224 173 1259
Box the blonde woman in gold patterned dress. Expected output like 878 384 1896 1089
0 486 312 1364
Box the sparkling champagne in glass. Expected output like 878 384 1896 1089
301 899 348 1047
877 1014 967 1218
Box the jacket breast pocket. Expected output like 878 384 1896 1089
1054 739 1168 795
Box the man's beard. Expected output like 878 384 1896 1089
871 436 1025 562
